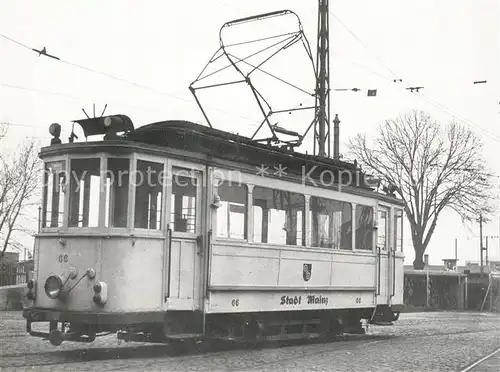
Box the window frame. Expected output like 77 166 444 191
251 185 306 248
103 155 132 230
40 156 68 232
394 208 404 252
309 195 353 250
131 154 167 234
353 204 376 253
65 153 105 233
214 180 249 242
40 153 168 235
377 205 391 251
168 160 204 239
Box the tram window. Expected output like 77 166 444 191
216 182 247 239
377 209 388 250
68 158 100 227
355 205 374 251
309 197 352 249
171 169 197 233
253 187 305 246
394 209 403 251
134 160 163 230
105 158 130 228
42 161 66 228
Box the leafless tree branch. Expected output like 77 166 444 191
349 109 496 269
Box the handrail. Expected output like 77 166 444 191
206 230 213 293
165 225 172 299
392 248 396 297
377 246 381 295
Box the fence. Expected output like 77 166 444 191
0 260 34 287
404 270 464 310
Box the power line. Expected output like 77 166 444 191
0 33 31 49
0 32 262 126
1 83 89 101
0 121 41 128
329 11 399 80
324 14 500 143
0 32 192 103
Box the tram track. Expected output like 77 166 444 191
2 328 499 370
0 334 388 369
459 347 500 372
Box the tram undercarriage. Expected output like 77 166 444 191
24 306 401 346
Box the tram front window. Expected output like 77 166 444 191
134 160 163 229
42 161 66 228
105 158 130 228
68 158 101 227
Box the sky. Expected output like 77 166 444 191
1 0 499 265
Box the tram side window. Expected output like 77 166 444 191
171 169 197 233
355 205 374 251
68 158 101 227
216 182 247 239
43 161 66 228
309 197 352 249
377 209 388 250
105 158 130 228
134 160 163 230
253 187 305 246
394 209 403 251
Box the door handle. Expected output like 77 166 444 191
196 235 203 256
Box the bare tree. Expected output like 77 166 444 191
349 110 495 269
0 124 41 263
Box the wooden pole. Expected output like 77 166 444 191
480 214 484 276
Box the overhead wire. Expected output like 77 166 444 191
0 32 262 127
328 11 500 143
329 11 399 80
1 9 498 141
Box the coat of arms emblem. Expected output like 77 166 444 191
303 263 312 282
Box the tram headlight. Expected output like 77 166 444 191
44 275 63 299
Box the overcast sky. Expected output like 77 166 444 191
1 0 499 265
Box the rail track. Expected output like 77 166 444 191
1 327 499 370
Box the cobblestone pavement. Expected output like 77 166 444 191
0 311 499 371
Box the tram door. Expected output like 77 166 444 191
377 206 392 304
165 164 206 316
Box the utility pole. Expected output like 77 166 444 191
480 214 484 276
314 0 331 158
485 236 489 265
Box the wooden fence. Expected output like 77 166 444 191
404 270 465 310
0 260 34 287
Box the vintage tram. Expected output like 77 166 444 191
23 115 404 346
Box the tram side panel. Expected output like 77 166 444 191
207 241 377 313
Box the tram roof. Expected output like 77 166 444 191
42 118 404 204
126 119 357 170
